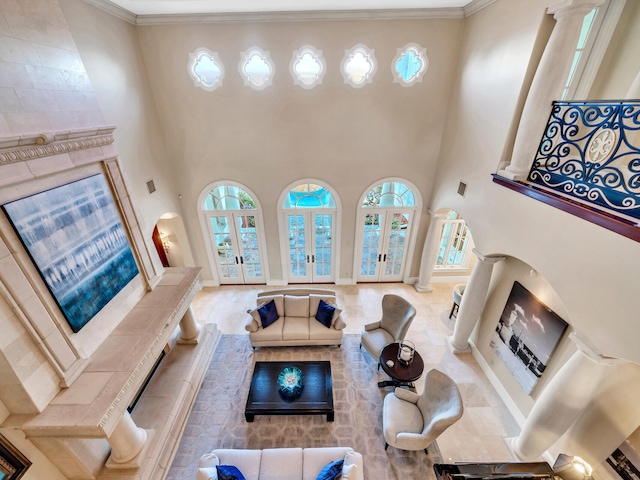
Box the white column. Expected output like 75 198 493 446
415 210 448 293
106 411 147 467
499 0 604 180
510 333 622 460
177 306 201 344
447 249 505 353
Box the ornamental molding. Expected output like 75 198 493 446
0 126 116 166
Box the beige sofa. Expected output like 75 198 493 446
196 447 364 480
245 289 345 348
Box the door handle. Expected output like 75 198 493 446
235 257 239 264
240 256 244 264
378 254 381 262
307 255 310 263
312 255 315 263
383 254 387 262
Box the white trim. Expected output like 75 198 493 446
463 0 497 17
276 178 342 285
572 0 626 100
81 0 137 23
469 340 527 427
188 48 225 92
352 177 422 284
197 181 271 285
341 44 377 89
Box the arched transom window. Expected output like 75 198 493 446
203 185 257 211
362 181 415 208
283 183 336 209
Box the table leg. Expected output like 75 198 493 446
327 411 334 422
245 413 255 422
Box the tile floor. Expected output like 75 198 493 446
189 281 520 463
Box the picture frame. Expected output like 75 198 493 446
1 174 139 333
0 433 31 480
490 281 568 394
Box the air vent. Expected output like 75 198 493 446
457 181 467 197
146 179 156 194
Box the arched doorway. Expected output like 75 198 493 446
278 180 340 284
198 182 268 284
355 178 421 282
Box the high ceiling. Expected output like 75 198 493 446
93 0 476 16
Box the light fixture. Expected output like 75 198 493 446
553 454 593 480
160 232 170 253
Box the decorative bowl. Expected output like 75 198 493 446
278 366 304 400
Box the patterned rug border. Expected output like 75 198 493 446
167 333 442 480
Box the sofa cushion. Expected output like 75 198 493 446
211 450 262 480
197 467 217 480
258 300 279 328
216 465 246 480
308 319 343 342
315 459 344 480
249 317 284 342
315 300 335 328
309 294 337 316
256 294 285 316
341 464 357 480
302 448 355 480
282 317 310 341
259 448 303 480
284 295 310 317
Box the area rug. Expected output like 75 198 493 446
166 334 442 480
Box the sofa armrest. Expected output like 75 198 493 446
333 317 346 330
245 318 260 332
364 321 381 331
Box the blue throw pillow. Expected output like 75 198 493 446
216 465 246 480
315 459 344 480
258 299 279 328
315 299 335 328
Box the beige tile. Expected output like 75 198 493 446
3 11 75 51
36 44 85 72
15 87 60 112
0 35 42 65
50 372 114 405
466 406 508 436
0 61 33 89
4 111 50 134
0 86 22 112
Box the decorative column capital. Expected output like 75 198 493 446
472 248 506 264
548 0 605 19
569 332 625 366
428 209 450 219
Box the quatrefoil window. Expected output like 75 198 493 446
392 44 428 86
341 44 376 88
188 48 224 92
290 46 325 89
239 47 275 90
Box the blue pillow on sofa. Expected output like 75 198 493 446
315 459 344 480
315 299 335 328
216 465 246 480
258 299 279 328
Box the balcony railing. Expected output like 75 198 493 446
493 100 640 242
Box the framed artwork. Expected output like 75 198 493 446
1 174 139 333
606 438 640 480
490 281 568 394
0 433 31 480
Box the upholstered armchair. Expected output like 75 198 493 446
382 369 463 453
360 294 416 364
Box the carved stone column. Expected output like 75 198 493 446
499 0 604 180
106 411 148 468
414 210 448 293
510 333 622 460
178 306 201 344
448 249 505 353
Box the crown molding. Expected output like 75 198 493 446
81 0 494 25
463 0 497 17
135 7 465 25
81 0 137 23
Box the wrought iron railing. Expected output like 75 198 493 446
528 100 640 221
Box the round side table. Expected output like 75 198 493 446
378 342 424 388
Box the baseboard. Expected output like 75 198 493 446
431 275 471 283
469 340 526 427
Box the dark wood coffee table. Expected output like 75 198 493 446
378 342 424 388
245 361 334 422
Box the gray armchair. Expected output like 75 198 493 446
360 294 416 364
383 369 463 453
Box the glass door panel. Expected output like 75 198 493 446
288 214 308 281
359 213 382 280
209 215 239 282
237 215 263 281
382 213 410 281
314 213 333 279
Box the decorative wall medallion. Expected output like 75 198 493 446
587 128 616 164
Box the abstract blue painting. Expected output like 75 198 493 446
2 174 139 333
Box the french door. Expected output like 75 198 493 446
286 211 334 283
357 210 412 282
206 212 266 284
